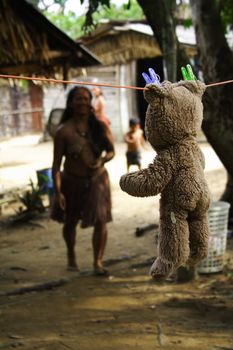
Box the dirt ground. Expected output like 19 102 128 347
0 136 233 350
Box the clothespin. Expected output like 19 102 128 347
142 68 162 86
181 64 196 81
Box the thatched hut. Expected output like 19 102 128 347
0 0 100 139
0 0 99 76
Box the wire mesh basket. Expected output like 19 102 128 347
198 201 230 274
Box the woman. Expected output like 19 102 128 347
51 86 115 275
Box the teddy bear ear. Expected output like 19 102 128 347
144 82 170 103
177 80 206 97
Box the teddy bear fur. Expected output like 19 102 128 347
120 80 211 279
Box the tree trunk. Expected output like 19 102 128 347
190 0 233 218
137 0 177 81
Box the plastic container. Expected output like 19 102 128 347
36 168 53 194
198 201 230 274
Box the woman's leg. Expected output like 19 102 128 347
92 221 108 272
63 220 79 270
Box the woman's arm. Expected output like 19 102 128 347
90 123 115 169
52 129 66 209
101 124 115 164
101 149 115 165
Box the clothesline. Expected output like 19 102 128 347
0 74 232 90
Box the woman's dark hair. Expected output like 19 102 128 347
60 86 112 156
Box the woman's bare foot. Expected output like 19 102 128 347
94 266 109 276
67 264 79 272
67 256 79 272
93 261 109 276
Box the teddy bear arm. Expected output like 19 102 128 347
119 158 172 197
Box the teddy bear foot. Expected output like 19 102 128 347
187 250 208 266
187 256 205 266
150 257 174 280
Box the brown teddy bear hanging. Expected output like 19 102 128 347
120 66 211 279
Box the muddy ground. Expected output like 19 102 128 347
0 138 233 350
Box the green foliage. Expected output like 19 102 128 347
30 0 233 36
18 79 29 92
30 0 144 37
81 0 111 30
45 10 86 38
94 1 143 21
220 0 233 30
83 0 144 33
183 18 192 28
18 179 45 213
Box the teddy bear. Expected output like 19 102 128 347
120 74 211 279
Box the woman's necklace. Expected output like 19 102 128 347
71 120 89 138
76 129 88 138
75 126 90 138
72 121 89 138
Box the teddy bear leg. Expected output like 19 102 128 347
187 212 209 265
150 210 190 279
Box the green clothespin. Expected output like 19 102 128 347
181 66 190 80
186 64 196 80
181 64 196 81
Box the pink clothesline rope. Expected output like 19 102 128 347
206 80 233 87
0 74 232 90
0 74 144 90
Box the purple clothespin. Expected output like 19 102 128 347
142 68 161 86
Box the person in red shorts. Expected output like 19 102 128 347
124 118 145 172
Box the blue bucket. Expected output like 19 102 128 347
36 168 53 194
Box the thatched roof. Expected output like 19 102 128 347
80 20 197 66
80 20 162 66
0 0 100 76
